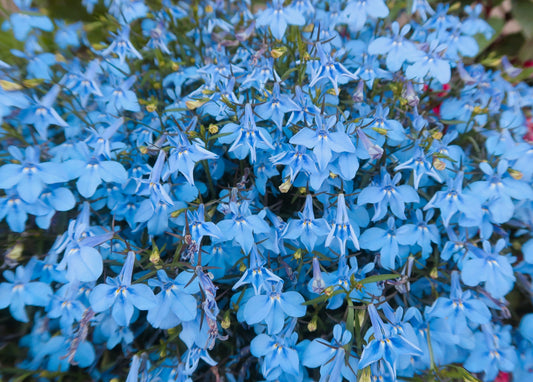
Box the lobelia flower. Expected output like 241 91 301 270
427 271 491 333
342 0 389 31
101 25 142 64
396 209 440 260
469 160 533 224
165 120 218 184
406 40 451 85
89 251 156 326
358 168 419 221
289 114 355 171
325 193 360 255
19 84 68 140
303 323 359 382
243 280 306 334
283 194 330 252
233 244 282 295
0 263 53 322
64 142 128 198
368 22 418 72
0 146 69 204
308 44 359 95
255 82 299 130
251 320 301 379
217 201 271 254
218 103 274 163
395 145 443 189
461 240 516 299
147 269 199 329
464 324 517 381
360 216 408 270
424 171 482 227
359 304 423 379
255 0 306 41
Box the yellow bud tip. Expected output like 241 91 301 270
146 104 157 113
279 179 292 193
208 124 219 134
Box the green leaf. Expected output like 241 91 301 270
512 0 533 39
359 274 398 285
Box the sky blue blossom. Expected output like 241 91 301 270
217 201 270 254
147 269 199 329
424 171 482 227
0 146 69 203
358 169 419 221
461 240 516 299
0 263 53 322
406 40 451 84
303 323 358 382
369 22 418 72
166 125 218 184
90 251 156 326
251 323 301 379
464 324 517 381
359 304 422 378
219 103 274 163
325 193 360 255
289 115 355 171
243 280 306 334
283 194 330 252
396 209 440 259
342 0 389 31
19 84 68 140
308 44 359 95
233 244 282 295
256 0 305 41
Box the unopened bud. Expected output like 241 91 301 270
508 168 523 180
352 80 365 103
433 157 446 171
208 124 219 134
308 316 318 332
279 179 292 193
221 312 231 329
146 104 157 113
402 81 419 107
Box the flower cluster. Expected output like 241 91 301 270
1 0 532 381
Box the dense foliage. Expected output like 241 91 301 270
0 0 533 381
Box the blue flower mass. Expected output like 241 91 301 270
1 0 533 381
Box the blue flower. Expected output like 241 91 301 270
89 251 156 326
303 323 358 382
0 263 53 322
217 201 270 254
424 171 482 227
358 169 419 221
427 271 491 333
325 193 360 255
289 115 355 171
19 84 68 140
218 103 274 163
461 240 516 299
283 194 330 252
256 0 306 41
368 22 418 72
359 304 422 378
233 244 282 295
0 146 69 203
251 324 301 379
166 121 218 184
243 281 306 334
308 44 359 95
147 269 199 329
